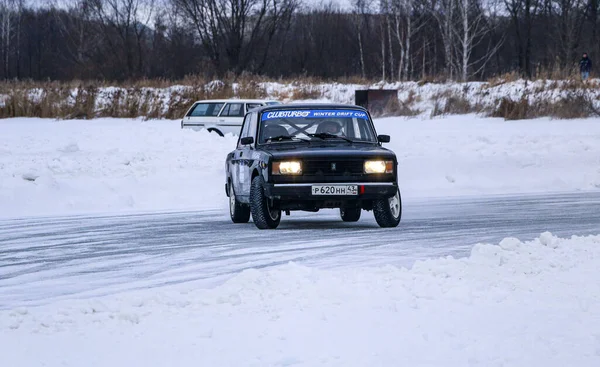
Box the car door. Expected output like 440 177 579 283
232 113 254 197
239 112 259 197
218 102 246 135
183 102 224 128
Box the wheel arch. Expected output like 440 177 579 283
207 127 224 137
252 168 260 181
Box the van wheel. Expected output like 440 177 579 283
250 175 281 229
229 183 250 223
340 208 361 222
373 188 402 228
208 128 224 137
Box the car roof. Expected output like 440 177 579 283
191 99 280 104
249 103 368 113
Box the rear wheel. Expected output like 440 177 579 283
373 188 402 228
229 183 250 223
340 207 361 222
250 175 281 229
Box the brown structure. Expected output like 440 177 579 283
354 89 398 116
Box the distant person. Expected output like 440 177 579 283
579 53 592 80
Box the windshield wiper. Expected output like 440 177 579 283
266 134 311 143
308 132 354 143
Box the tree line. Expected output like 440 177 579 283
0 0 597 82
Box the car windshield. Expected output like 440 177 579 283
258 108 377 144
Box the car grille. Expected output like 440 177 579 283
303 159 364 176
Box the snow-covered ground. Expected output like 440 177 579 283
1 115 599 218
2 114 600 366
2 232 600 366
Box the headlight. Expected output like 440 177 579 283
272 161 302 175
364 160 394 174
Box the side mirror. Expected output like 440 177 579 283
240 136 254 145
378 135 390 143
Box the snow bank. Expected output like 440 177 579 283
2 115 600 218
373 114 600 198
4 78 600 119
2 232 599 366
0 118 237 218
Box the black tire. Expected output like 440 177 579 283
229 182 250 223
373 188 402 228
249 175 281 229
340 207 361 222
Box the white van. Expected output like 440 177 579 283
180 99 281 136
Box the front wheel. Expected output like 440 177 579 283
249 175 281 229
373 188 402 228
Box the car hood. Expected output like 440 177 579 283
264 143 396 160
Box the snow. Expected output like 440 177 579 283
2 115 600 218
2 232 600 366
2 110 600 365
0 117 237 218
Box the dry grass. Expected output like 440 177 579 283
417 74 450 85
290 85 322 100
436 95 481 116
486 71 522 87
489 97 531 120
0 74 598 120
429 89 482 117
370 96 420 117
488 90 594 120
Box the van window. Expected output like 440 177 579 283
221 103 244 117
188 102 223 116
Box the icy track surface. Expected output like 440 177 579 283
2 115 600 218
2 193 600 366
2 192 600 309
2 220 600 366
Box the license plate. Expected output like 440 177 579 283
311 185 358 196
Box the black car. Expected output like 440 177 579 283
225 103 401 229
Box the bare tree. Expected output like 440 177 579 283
504 0 541 77
173 0 298 75
51 0 98 74
88 0 156 79
549 0 587 70
387 0 428 80
351 0 371 79
0 0 15 78
431 0 456 79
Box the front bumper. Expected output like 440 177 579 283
264 182 398 201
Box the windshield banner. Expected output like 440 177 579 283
261 109 368 121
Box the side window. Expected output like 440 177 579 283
246 112 258 139
237 113 255 148
188 102 223 117
220 104 230 116
209 103 224 116
222 103 244 117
